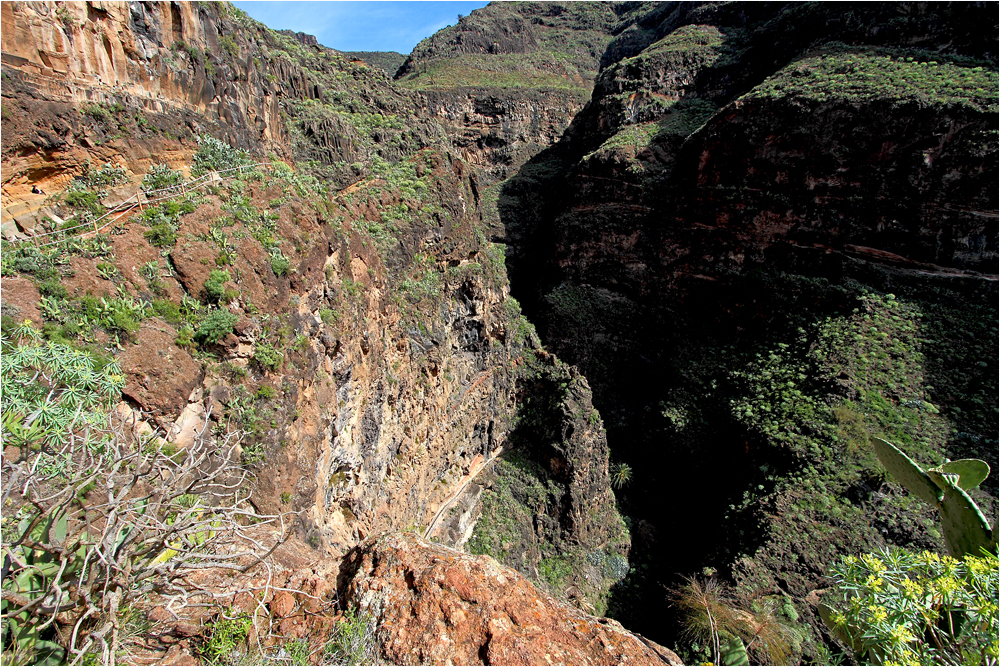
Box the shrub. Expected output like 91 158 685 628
201 613 252 665
204 269 231 303
190 135 253 177
63 189 102 216
321 608 380 666
253 342 282 371
1 328 272 665
1 323 123 448
822 548 999 665
141 163 184 193
671 576 797 665
194 309 237 345
270 254 291 277
175 324 195 348
144 223 177 248
36 278 67 300
152 299 183 325
80 162 128 189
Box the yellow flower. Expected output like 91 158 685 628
889 625 916 645
867 605 888 623
901 578 922 599
863 553 887 573
865 574 884 590
930 575 959 596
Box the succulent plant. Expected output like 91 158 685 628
873 438 995 558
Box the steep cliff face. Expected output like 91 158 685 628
394 2 624 213
0 2 634 661
493 1 998 660
1 0 440 225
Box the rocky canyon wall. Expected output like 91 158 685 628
1 3 637 662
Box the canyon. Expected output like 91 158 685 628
1 2 996 665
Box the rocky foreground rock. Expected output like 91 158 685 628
342 533 681 666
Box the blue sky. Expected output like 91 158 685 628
232 1 491 54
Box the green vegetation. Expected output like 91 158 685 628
871 438 994 558
1 322 123 449
320 607 380 665
397 53 592 93
746 43 999 110
610 462 633 489
342 50 406 75
671 576 799 665
253 342 282 371
270 254 291 277
822 549 998 665
141 163 184 192
642 24 725 58
201 614 253 665
141 197 198 248
195 309 238 345
583 98 716 168
204 269 232 304
191 135 254 177
399 1 617 93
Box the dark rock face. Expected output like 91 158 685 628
488 1 998 659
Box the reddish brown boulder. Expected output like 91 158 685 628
0 276 43 325
119 319 203 416
342 533 680 666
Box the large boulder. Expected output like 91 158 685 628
119 319 203 417
341 532 680 666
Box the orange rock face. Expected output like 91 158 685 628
343 533 681 666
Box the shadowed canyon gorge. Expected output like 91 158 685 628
1 2 997 665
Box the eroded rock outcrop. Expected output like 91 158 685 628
342 532 681 666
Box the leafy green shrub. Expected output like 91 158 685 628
36 278 67 300
201 613 252 665
63 189 102 217
144 223 177 248
80 162 128 189
204 269 231 303
270 254 291 277
194 309 237 345
175 325 195 348
319 308 339 325
141 163 184 192
1 326 275 667
1 322 124 448
190 135 253 177
152 299 183 325
5 247 57 279
252 342 282 371
822 548 999 665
